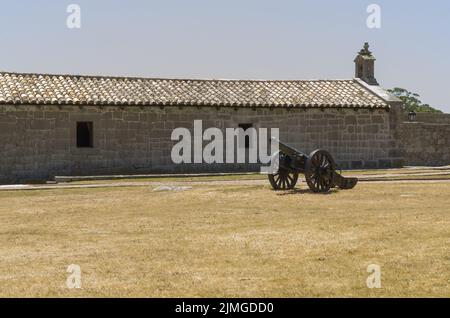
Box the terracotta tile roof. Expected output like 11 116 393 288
0 71 389 109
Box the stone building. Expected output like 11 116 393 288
0 43 407 183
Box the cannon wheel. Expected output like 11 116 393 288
268 153 299 190
305 149 336 193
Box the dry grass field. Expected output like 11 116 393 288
0 178 449 297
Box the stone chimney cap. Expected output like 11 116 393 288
358 42 373 56
354 42 378 85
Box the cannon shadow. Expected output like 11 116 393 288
274 188 340 196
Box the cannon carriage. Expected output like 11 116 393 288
268 139 358 192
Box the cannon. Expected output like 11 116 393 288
267 138 358 192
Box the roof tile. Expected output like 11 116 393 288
0 72 389 109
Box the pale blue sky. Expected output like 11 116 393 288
1 0 449 112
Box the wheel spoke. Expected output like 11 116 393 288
322 155 327 167
277 177 282 187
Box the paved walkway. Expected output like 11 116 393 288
356 171 450 181
1 166 449 191
1 173 450 191
53 166 450 183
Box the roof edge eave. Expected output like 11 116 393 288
353 78 402 104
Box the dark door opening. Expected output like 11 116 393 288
238 123 253 149
76 122 94 148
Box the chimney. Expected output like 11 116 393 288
354 42 378 85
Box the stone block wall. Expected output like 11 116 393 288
400 117 450 166
402 112 450 125
0 104 400 183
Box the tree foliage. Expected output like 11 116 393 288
388 87 442 113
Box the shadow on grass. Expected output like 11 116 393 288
274 188 340 196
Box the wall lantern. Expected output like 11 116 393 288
408 111 417 122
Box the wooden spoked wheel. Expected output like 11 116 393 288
305 149 336 193
268 153 299 190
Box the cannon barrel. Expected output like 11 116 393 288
271 137 308 159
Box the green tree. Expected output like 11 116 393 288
388 87 442 113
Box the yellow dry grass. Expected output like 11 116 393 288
0 181 449 297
